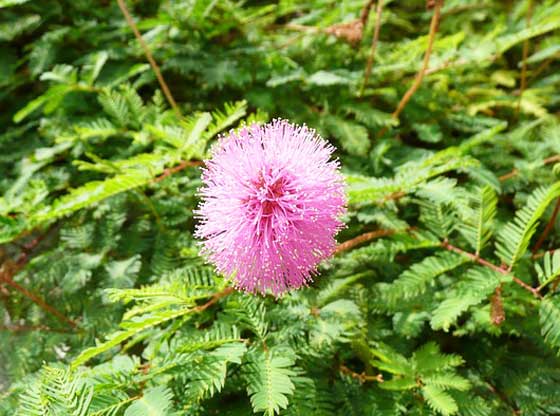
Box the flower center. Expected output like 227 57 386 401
258 177 287 214
245 168 293 217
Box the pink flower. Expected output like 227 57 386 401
195 119 346 295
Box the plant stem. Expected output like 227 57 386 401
194 286 234 312
360 0 383 95
339 364 383 383
1 269 77 327
116 0 182 118
498 155 560 182
360 0 376 26
441 240 542 299
335 229 395 254
153 160 203 183
391 0 443 121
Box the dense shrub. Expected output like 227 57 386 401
1 0 560 414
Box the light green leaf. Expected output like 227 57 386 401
422 385 458 416
124 387 173 416
495 182 560 268
246 348 296 415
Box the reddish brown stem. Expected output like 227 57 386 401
498 168 520 182
532 248 558 260
382 191 406 204
498 155 560 182
340 364 383 383
2 250 77 328
117 0 182 118
361 0 384 95
391 0 443 121
360 0 376 27
441 241 542 299
1 273 77 327
16 232 48 266
532 198 560 254
153 160 203 183
194 286 234 313
335 229 395 254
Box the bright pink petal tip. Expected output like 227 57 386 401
195 119 347 295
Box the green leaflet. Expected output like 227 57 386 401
245 348 297 415
495 182 560 269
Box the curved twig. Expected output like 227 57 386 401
360 0 384 95
116 0 182 118
335 229 396 254
391 0 443 121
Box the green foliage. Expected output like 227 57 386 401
372 342 470 415
18 366 93 416
245 348 297 415
540 297 560 354
460 185 498 254
2 0 560 415
123 387 173 416
495 182 560 269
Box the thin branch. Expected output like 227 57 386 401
116 0 182 118
339 364 383 383
194 286 234 313
498 168 520 182
15 232 48 266
532 197 560 254
532 248 557 260
391 0 443 121
0 262 77 327
516 0 533 116
335 229 395 254
441 240 542 299
359 0 376 27
499 154 560 182
360 0 384 95
152 160 203 183
381 190 406 204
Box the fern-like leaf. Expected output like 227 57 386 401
430 267 502 331
460 185 498 254
540 296 560 354
383 251 469 302
124 386 173 416
422 385 458 416
495 182 560 268
245 348 297 415
535 250 560 288
18 366 93 416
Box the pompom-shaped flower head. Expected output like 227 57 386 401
195 119 346 296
